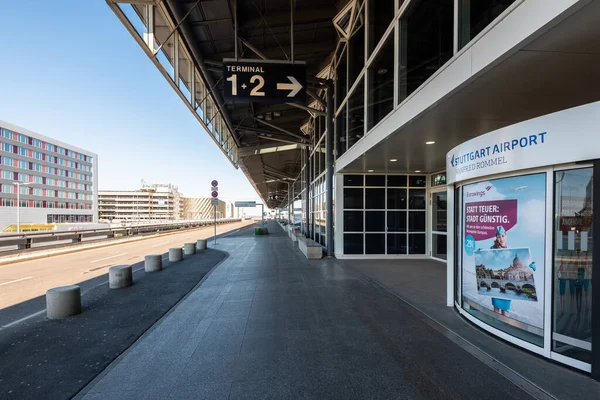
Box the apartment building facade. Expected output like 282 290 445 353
0 120 97 230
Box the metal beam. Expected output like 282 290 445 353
307 90 326 108
253 118 307 142
255 135 307 146
286 102 326 117
238 143 305 157
239 38 268 60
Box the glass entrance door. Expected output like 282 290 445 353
552 167 593 366
431 190 447 260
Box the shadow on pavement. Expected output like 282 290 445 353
0 248 226 400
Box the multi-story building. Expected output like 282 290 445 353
0 120 97 230
181 197 226 220
99 183 182 222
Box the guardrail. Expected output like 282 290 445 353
0 219 242 253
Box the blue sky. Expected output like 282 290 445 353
0 1 262 205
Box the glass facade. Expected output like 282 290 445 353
459 0 517 49
342 174 427 255
552 168 593 364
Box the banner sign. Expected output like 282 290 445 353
235 201 256 207
223 59 306 103
461 173 546 331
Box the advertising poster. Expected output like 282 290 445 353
462 173 546 330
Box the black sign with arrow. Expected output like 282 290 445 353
222 59 306 103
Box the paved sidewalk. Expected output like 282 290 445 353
77 222 533 399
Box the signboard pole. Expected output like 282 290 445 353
214 203 217 246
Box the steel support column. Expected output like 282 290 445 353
304 146 310 238
325 80 334 257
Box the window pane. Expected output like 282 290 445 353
366 188 385 209
399 0 454 104
387 211 407 232
459 0 517 49
553 167 593 363
387 188 407 209
347 78 365 150
409 234 426 254
387 233 407 254
409 189 426 209
344 211 363 232
367 35 395 130
387 175 407 187
344 174 363 187
433 234 447 260
409 175 427 187
368 0 395 56
336 106 347 158
366 234 386 254
365 175 385 186
408 211 426 231
432 192 448 232
344 188 363 209
365 211 385 232
344 233 364 254
336 47 347 106
348 11 365 88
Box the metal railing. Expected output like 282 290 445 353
0 218 242 254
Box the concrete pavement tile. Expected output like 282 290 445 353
167 382 231 400
229 379 292 400
193 333 244 356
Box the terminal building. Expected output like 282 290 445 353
0 120 97 230
109 0 599 379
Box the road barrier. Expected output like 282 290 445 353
196 239 207 250
144 255 162 272
169 248 183 262
46 285 82 319
183 243 196 256
0 219 242 254
109 265 133 289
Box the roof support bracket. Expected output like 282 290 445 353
153 0 202 56
253 118 307 142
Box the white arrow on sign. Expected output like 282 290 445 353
277 76 303 97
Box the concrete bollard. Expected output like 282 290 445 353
196 239 207 251
145 254 162 272
109 265 133 289
183 243 196 256
169 247 183 262
46 285 82 319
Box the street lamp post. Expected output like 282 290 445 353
14 182 33 234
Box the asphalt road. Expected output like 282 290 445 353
0 220 254 328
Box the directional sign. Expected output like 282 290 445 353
211 198 218 206
235 201 256 207
223 59 306 103
211 180 218 187
211 191 219 198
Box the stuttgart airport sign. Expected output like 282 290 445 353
223 59 306 103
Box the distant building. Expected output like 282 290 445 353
181 197 226 220
99 182 182 222
0 120 97 230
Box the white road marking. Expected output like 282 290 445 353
2 309 46 328
90 253 128 263
0 276 33 287
150 242 168 248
